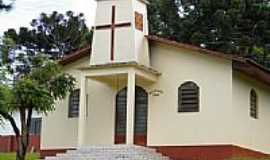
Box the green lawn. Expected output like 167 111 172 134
0 153 39 160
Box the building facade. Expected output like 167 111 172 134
41 0 270 159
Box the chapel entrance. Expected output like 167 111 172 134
115 86 148 146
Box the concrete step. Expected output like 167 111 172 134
45 145 171 160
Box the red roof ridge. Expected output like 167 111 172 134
57 35 270 86
244 59 270 74
146 35 245 61
147 35 270 86
59 47 91 65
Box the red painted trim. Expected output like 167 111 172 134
40 145 269 160
94 5 132 62
59 47 91 65
114 135 125 144
115 23 132 28
153 145 269 160
0 135 40 153
134 135 147 146
111 5 115 61
147 35 270 87
231 145 269 158
114 135 147 146
96 24 112 30
233 60 270 86
147 35 243 61
40 148 75 158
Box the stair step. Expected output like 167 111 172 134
45 145 171 160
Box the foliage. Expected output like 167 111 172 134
4 11 93 59
148 0 182 41
148 0 270 68
2 50 75 109
0 9 88 160
0 35 76 160
0 153 38 160
0 0 13 11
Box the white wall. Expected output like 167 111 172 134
90 0 150 66
133 0 150 66
147 42 234 146
91 0 136 65
41 41 270 154
232 71 270 154
41 56 120 149
147 42 270 154
41 57 90 149
82 79 116 145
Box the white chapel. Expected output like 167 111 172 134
40 0 270 159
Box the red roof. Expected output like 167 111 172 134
59 47 91 65
60 36 270 86
147 35 270 86
146 35 245 61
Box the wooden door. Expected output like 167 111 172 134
115 87 148 146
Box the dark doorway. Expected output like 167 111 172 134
115 86 148 146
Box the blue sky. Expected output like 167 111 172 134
0 0 96 34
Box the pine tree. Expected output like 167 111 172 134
148 0 270 68
0 0 13 11
0 37 76 160
4 11 93 59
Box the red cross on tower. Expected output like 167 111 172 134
95 6 132 61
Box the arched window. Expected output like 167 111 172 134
178 81 200 113
68 89 80 118
250 89 258 119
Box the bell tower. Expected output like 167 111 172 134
90 0 150 66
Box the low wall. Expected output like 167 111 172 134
154 145 269 160
0 135 40 153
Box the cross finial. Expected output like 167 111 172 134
95 5 132 61
91 0 150 66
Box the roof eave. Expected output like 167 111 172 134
146 35 270 87
59 47 91 65
146 35 243 62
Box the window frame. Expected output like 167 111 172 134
250 89 258 119
178 81 200 113
29 118 42 135
68 89 80 118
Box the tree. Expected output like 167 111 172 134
147 0 270 68
4 11 93 59
148 0 182 41
0 36 76 160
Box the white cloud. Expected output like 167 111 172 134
0 0 96 34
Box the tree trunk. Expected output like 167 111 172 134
16 108 28 160
16 134 28 160
0 112 23 160
16 135 26 160
17 108 33 160
0 108 33 160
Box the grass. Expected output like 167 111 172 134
0 153 39 160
